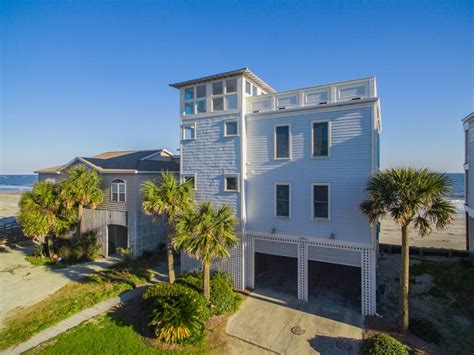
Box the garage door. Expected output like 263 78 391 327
308 245 361 267
254 239 297 258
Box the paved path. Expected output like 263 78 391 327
3 286 145 354
0 244 121 328
227 289 364 354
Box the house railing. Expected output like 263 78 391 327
246 77 377 114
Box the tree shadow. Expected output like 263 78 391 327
308 335 361 355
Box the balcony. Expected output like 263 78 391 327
246 77 377 114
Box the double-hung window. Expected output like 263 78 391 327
275 184 290 218
275 125 291 159
212 79 238 111
312 121 330 158
111 179 126 202
182 123 196 140
184 85 207 115
312 183 330 220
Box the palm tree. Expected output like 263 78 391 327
60 166 104 240
18 182 76 256
360 167 456 331
174 202 239 300
142 172 194 284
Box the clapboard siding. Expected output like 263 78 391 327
308 245 361 267
181 114 241 218
245 106 374 244
98 174 138 212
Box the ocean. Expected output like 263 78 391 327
0 173 465 200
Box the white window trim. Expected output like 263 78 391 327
274 183 291 219
184 85 207 115
211 78 239 112
224 174 240 192
336 82 369 101
311 183 331 222
181 122 196 141
311 119 331 159
111 179 127 203
224 119 239 137
181 173 197 190
274 124 292 160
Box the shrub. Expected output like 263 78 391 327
58 245 72 261
72 232 101 261
362 334 409 355
143 283 207 344
117 247 133 264
176 271 242 316
409 317 442 344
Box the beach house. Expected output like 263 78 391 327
170 68 382 315
36 149 179 257
463 112 474 255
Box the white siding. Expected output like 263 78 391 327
245 106 374 244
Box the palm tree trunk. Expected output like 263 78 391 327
399 224 410 331
203 262 211 301
167 233 176 284
47 236 55 258
76 204 84 239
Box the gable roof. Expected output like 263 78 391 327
35 149 179 174
169 67 276 93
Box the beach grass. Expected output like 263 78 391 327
0 258 159 351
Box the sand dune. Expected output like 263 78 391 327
0 192 21 218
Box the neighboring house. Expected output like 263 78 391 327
170 68 382 315
463 112 474 255
35 149 179 257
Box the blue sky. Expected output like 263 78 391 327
1 0 472 174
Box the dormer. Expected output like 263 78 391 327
170 68 275 119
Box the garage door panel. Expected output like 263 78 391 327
254 239 297 258
308 245 361 267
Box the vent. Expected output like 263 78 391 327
319 101 327 105
253 110 260 113
278 106 286 110
351 97 361 100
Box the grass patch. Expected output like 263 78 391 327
25 316 164 355
25 255 68 269
0 257 161 351
411 259 474 316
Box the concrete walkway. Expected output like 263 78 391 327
3 286 145 354
227 289 364 354
0 244 121 328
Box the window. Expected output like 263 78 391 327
182 123 195 140
111 179 126 202
275 184 290 218
224 175 239 192
312 184 330 220
224 120 238 137
275 125 290 159
183 86 206 115
312 121 330 158
245 80 252 95
211 79 239 111
252 85 258 96
339 85 366 99
182 174 196 189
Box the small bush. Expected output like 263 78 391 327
72 232 101 261
58 245 72 261
409 317 442 344
362 334 409 355
143 283 207 344
176 271 242 316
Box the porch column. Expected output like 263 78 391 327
361 248 377 315
297 239 308 301
245 234 255 289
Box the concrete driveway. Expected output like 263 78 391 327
227 289 364 354
0 244 120 328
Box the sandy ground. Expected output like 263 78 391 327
0 192 21 218
0 244 120 329
380 215 466 250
